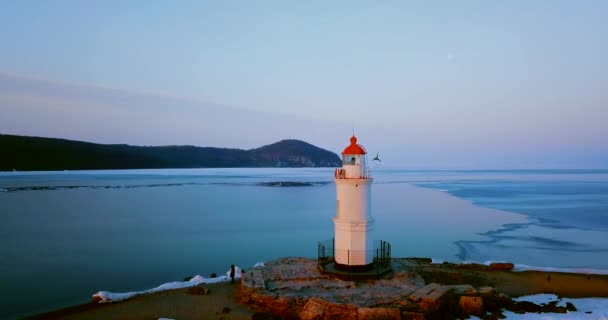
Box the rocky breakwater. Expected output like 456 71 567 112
240 257 512 319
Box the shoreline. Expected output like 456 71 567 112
25 257 608 320
415 183 608 270
23 281 256 320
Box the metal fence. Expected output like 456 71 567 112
374 240 391 267
317 238 391 268
334 168 372 180
317 238 335 265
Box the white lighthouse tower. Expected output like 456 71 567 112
333 135 374 268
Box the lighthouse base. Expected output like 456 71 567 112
317 239 392 280
334 261 374 272
333 218 375 266
317 261 392 280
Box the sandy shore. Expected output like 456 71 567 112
24 282 256 320
26 259 608 320
487 270 608 298
415 262 608 298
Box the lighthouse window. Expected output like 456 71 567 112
343 155 357 165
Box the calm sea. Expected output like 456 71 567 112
1 168 607 319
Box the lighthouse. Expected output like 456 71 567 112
333 135 374 268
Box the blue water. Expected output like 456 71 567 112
0 168 607 319
420 180 608 228
412 170 608 267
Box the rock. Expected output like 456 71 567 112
243 257 433 319
384 308 401 320
408 283 446 301
242 270 266 290
507 299 575 314
408 283 453 312
489 263 514 271
479 288 503 313
323 304 357 320
417 269 473 285
508 301 541 314
409 258 433 264
251 270 266 289
458 296 484 316
458 263 489 270
478 286 496 296
300 298 326 320
401 311 426 320
447 284 476 295
252 312 280 320
357 307 400 320
269 295 295 316
543 301 567 314
498 293 512 304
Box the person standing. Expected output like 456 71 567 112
230 264 236 284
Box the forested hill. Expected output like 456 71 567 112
0 134 341 171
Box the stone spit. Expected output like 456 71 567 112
241 257 498 319
241 257 608 319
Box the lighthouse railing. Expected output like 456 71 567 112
318 241 391 267
373 240 392 267
334 167 372 180
317 239 335 266
321 244 391 268
317 239 392 278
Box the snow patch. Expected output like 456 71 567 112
448 259 608 275
93 266 242 303
460 260 511 266
513 294 568 306
482 260 510 265
504 294 608 319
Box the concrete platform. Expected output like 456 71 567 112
318 261 392 280
241 257 424 316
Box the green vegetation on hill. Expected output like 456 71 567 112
0 134 341 171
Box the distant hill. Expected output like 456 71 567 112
0 134 341 171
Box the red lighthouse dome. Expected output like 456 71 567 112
342 135 367 155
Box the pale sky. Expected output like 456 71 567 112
1 1 607 168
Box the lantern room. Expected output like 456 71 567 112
336 135 370 179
